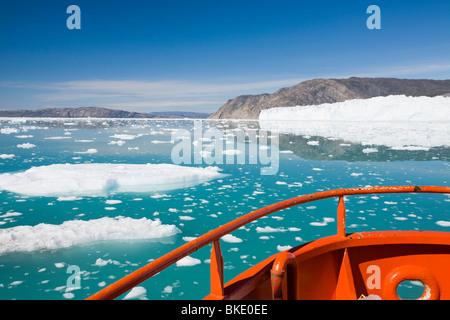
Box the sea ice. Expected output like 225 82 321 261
1 128 19 134
74 148 97 154
0 154 15 159
436 221 450 227
255 226 287 233
0 216 181 254
277 245 292 251
0 163 223 197
16 142 36 149
176 256 201 267
221 234 243 243
123 286 148 300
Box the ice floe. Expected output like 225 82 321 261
0 216 181 254
0 154 15 159
221 234 243 243
0 163 224 197
176 255 201 267
16 142 36 149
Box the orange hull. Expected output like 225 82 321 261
207 230 450 300
87 186 450 300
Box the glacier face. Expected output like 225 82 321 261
259 95 450 148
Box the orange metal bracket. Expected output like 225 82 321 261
270 252 299 300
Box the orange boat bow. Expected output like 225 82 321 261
87 185 450 300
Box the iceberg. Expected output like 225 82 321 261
0 216 181 254
0 163 224 197
259 95 450 148
259 95 450 122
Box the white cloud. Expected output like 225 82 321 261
13 78 305 112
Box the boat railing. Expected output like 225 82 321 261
86 185 450 300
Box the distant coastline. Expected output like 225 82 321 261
0 107 211 119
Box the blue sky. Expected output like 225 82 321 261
0 0 449 113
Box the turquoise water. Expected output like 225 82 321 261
0 118 449 300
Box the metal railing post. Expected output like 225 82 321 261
210 240 224 298
337 196 346 237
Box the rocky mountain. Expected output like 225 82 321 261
209 77 450 119
0 107 210 119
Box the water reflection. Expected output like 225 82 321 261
257 120 450 162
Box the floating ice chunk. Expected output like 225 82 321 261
162 286 173 294
182 236 197 242
44 136 71 140
94 258 120 267
256 226 287 233
1 128 19 134
362 148 378 154
391 146 430 151
310 217 335 227
0 163 223 197
436 221 450 227
111 134 139 140
277 245 292 251
105 200 122 205
0 216 181 254
74 148 97 154
221 234 243 243
0 154 15 159
151 193 171 199
176 256 201 267
0 212 22 219
109 140 126 146
17 143 36 149
310 221 327 227
123 286 148 300
179 216 195 221
63 292 75 299
57 196 82 201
